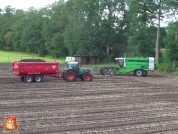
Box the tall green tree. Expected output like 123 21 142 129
41 0 68 58
154 0 165 64
11 9 26 51
99 0 128 60
164 23 178 71
64 0 101 56
64 0 128 61
127 0 157 57
164 0 178 71
0 6 16 51
0 0 171 64
19 8 45 54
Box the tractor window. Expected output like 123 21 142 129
68 63 78 69
117 59 124 68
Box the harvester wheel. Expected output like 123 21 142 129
24 75 33 83
134 70 143 77
64 71 76 82
82 73 92 81
100 67 103 75
34 75 43 82
102 67 110 75
143 70 147 76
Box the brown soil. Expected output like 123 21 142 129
18 59 46 62
0 64 178 134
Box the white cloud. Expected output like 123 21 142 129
0 0 57 10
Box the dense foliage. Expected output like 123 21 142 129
0 0 178 69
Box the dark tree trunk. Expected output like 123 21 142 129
155 8 161 64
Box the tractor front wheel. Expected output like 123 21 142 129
82 73 92 81
134 70 143 77
64 71 76 82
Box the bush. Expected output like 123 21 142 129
158 62 172 73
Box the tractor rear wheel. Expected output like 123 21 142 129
134 70 143 77
102 67 110 75
64 71 76 82
82 73 92 81
34 75 43 82
24 75 33 83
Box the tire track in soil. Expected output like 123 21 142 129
0 65 178 133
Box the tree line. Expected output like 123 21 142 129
0 0 178 70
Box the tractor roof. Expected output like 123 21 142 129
115 57 124 60
68 62 78 64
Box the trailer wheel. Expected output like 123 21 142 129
24 75 33 83
64 71 76 82
34 75 43 82
20 77 24 81
135 70 143 77
82 73 92 81
102 67 109 75
143 70 147 76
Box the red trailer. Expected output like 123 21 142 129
12 61 63 82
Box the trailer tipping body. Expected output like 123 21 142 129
12 61 62 82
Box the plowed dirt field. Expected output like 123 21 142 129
0 65 178 134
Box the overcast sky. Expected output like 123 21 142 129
0 0 57 10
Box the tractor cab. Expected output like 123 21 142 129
68 62 79 69
115 58 126 68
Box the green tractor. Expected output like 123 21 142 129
62 62 92 82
